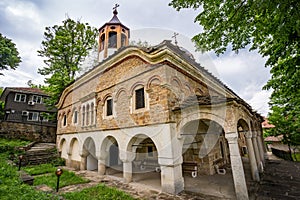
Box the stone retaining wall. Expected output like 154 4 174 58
0 121 57 142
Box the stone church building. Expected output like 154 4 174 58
56 8 266 199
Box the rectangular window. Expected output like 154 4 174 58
106 99 113 116
14 93 26 102
135 88 145 109
28 112 39 121
32 95 43 104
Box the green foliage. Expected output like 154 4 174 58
130 39 150 48
33 170 89 189
23 164 57 176
62 184 136 200
38 18 98 110
169 0 300 149
0 33 21 75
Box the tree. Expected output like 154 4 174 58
0 87 4 120
169 0 300 157
38 18 98 111
0 33 21 75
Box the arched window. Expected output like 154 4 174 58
86 104 90 126
135 87 145 110
91 103 95 124
100 34 105 51
108 32 117 48
73 110 78 124
63 114 67 127
104 97 113 117
121 34 127 47
82 106 86 126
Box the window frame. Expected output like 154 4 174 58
132 86 148 113
104 97 114 118
27 112 39 121
62 114 67 127
14 93 26 102
32 95 43 104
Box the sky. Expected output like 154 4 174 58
0 0 271 116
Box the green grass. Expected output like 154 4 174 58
0 138 136 199
292 153 300 162
62 184 136 200
0 138 31 147
0 138 58 200
33 170 90 189
23 163 57 176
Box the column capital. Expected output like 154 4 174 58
225 132 238 143
158 156 182 166
245 131 253 139
119 151 136 163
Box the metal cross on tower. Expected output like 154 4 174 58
113 4 120 11
172 32 179 45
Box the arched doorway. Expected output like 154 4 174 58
83 137 98 171
70 138 81 170
100 136 122 176
109 143 119 166
127 134 161 189
180 119 235 198
59 138 68 160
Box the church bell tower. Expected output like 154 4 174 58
98 4 130 61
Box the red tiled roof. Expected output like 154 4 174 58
262 117 275 128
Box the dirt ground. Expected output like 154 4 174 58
254 153 300 200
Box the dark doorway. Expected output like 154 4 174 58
109 143 119 166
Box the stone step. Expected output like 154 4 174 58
22 142 59 165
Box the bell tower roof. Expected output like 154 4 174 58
98 4 130 61
99 4 129 31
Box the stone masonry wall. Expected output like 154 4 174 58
0 121 56 142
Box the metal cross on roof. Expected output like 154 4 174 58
172 32 179 45
113 4 120 11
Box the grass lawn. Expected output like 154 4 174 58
33 170 90 189
23 163 58 175
0 138 137 199
62 184 136 200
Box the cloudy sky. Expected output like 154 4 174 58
0 0 271 116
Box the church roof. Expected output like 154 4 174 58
61 40 259 117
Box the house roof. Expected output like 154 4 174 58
0 87 48 101
262 117 275 128
264 135 282 142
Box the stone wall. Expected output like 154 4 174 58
0 121 56 143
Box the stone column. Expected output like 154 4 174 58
158 157 184 194
225 132 249 200
66 153 72 167
245 132 260 181
123 161 133 183
120 151 135 183
256 131 266 165
98 159 106 175
252 132 263 172
80 155 87 170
